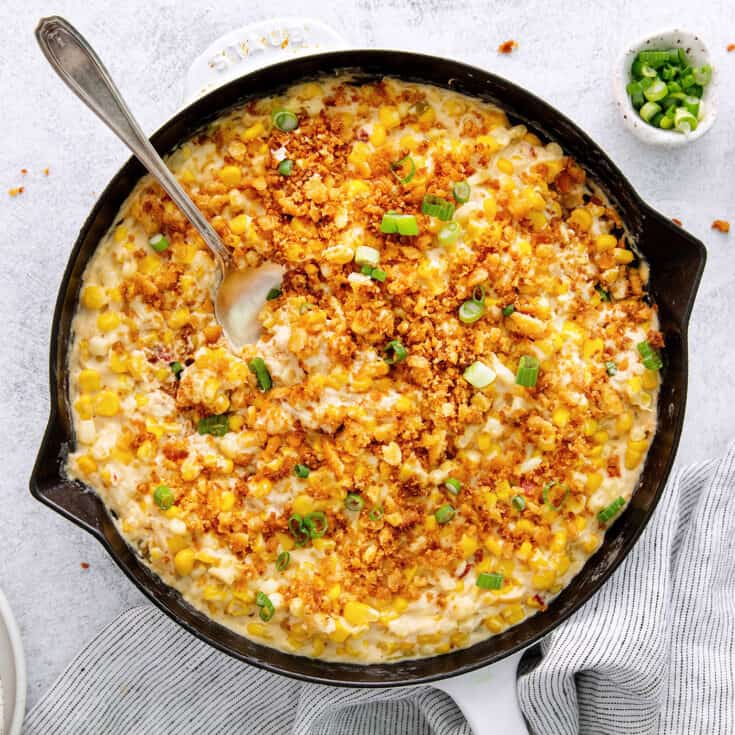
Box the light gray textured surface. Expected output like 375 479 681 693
1 0 733 711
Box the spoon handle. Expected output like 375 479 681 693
35 16 231 269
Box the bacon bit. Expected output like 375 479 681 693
671 218 683 226
80 562 90 569
727 44 735 52
43 167 50 176
498 40 518 54
8 186 24 197
20 168 27 175
712 219 731 234
533 593 547 610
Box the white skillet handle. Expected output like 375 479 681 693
433 649 528 735
183 17 349 105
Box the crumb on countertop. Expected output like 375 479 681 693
498 40 518 54
43 167 50 176
21 168 27 175
712 219 730 234
8 186 24 197
672 218 682 227
80 562 90 569
727 44 735 52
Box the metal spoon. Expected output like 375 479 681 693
35 16 283 348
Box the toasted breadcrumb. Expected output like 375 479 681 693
712 219 730 234
498 40 518 54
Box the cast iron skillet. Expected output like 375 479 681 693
30 49 705 687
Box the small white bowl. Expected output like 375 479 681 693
0 589 26 735
614 29 717 146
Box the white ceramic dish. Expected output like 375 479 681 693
0 588 26 735
613 29 717 146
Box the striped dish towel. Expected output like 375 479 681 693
24 444 735 734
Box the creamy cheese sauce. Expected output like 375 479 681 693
67 77 660 662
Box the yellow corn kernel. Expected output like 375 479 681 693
346 179 370 197
581 533 600 554
168 307 190 329
459 533 479 558
202 585 227 602
528 210 548 231
392 597 409 614
425 514 438 532
485 535 503 556
329 621 351 644
113 225 128 243
327 584 341 601
180 457 200 482
476 433 493 452
502 604 525 625
81 285 106 310
568 208 592 231
343 601 379 627
642 370 659 390
531 569 556 590
241 121 265 141
593 430 609 445
628 439 649 453
613 247 634 264
94 390 120 417
173 243 198 265
174 548 195 576
552 407 570 428
484 616 504 634
247 622 271 639
399 134 417 151
75 394 94 420
229 214 249 235
516 540 533 561
616 412 633 433
312 537 334 552
369 123 387 146
596 233 617 252
523 132 542 145
78 369 100 393
97 311 120 332
219 490 236 512
550 531 567 553
555 554 571 576
624 449 643 470
292 494 314 516
378 106 401 130
517 239 532 256
179 169 195 185
76 454 97 474
628 376 643 394
497 158 514 174
218 165 242 186
586 472 603 492
583 338 604 360
299 81 322 99
136 440 156 461
582 418 598 437
138 254 161 276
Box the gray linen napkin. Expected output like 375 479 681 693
24 444 735 734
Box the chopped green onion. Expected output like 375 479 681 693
459 299 485 324
639 76 654 92
197 414 229 437
651 113 665 128
272 109 298 132
688 84 704 98
666 80 682 94
421 194 455 221
276 551 290 571
452 180 471 203
248 357 273 392
542 481 569 511
277 159 293 176
677 47 689 65
266 287 282 300
626 81 645 109
384 340 408 365
659 115 675 130
435 503 455 524
444 477 462 495
595 284 611 302
370 267 387 282
637 340 663 371
288 514 310 547
294 463 310 479
515 355 540 388
380 212 419 236
639 101 661 123
299 302 313 314
391 155 416 184
344 493 364 512
148 233 170 253
597 496 626 524
683 96 700 117
153 484 174 510
355 245 380 268
256 591 275 621
368 506 383 521
463 360 496 389
606 361 618 376
660 64 677 81
169 361 184 379
304 511 328 538
643 79 667 102
502 304 515 317
638 50 672 68
476 572 503 590
680 72 696 89
511 494 526 512
640 64 658 79
410 100 429 116
437 221 462 247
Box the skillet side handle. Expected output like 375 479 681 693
182 17 348 105
433 648 528 734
